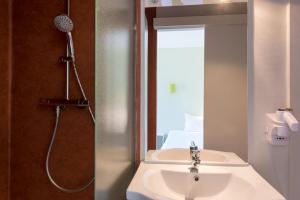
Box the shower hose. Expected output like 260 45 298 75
46 63 95 193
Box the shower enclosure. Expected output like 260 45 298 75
95 0 136 199
39 0 96 193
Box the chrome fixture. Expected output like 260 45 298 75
54 14 75 62
189 141 201 174
40 0 94 193
190 141 197 158
190 141 201 165
191 150 201 167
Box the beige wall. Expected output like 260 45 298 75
146 0 247 8
289 1 300 199
248 0 290 198
204 24 247 161
156 3 247 17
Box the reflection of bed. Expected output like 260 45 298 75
161 130 203 150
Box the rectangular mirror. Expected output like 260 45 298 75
144 2 248 160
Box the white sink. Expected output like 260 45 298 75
144 169 254 200
145 148 248 166
127 163 286 200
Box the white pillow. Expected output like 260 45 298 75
184 113 203 132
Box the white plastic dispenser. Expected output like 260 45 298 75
265 109 299 145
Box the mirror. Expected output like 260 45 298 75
144 2 248 160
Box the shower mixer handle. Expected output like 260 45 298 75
40 98 89 108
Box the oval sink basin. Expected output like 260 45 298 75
127 163 286 200
145 148 248 166
144 168 255 200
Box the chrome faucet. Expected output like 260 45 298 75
189 141 201 173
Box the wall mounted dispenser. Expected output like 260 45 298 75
265 109 299 145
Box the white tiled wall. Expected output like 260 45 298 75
248 0 290 198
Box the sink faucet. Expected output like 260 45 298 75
189 141 201 173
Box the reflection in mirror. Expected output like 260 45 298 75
157 29 205 150
145 2 247 160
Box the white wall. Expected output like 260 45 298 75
157 47 204 133
248 0 290 198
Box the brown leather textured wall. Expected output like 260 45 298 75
145 8 157 150
11 0 94 199
0 0 11 199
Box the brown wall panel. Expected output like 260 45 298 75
145 8 157 150
0 0 11 199
11 1 94 199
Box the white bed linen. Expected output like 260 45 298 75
161 130 203 149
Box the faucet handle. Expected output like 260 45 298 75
191 141 196 147
190 141 198 150
190 141 199 160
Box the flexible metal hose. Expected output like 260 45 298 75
46 63 95 193
72 63 95 123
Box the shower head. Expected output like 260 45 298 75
54 14 74 33
54 14 75 62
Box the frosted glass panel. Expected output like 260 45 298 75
95 0 135 199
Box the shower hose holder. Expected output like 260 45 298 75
59 56 73 63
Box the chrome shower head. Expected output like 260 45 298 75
54 14 74 33
54 14 75 62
